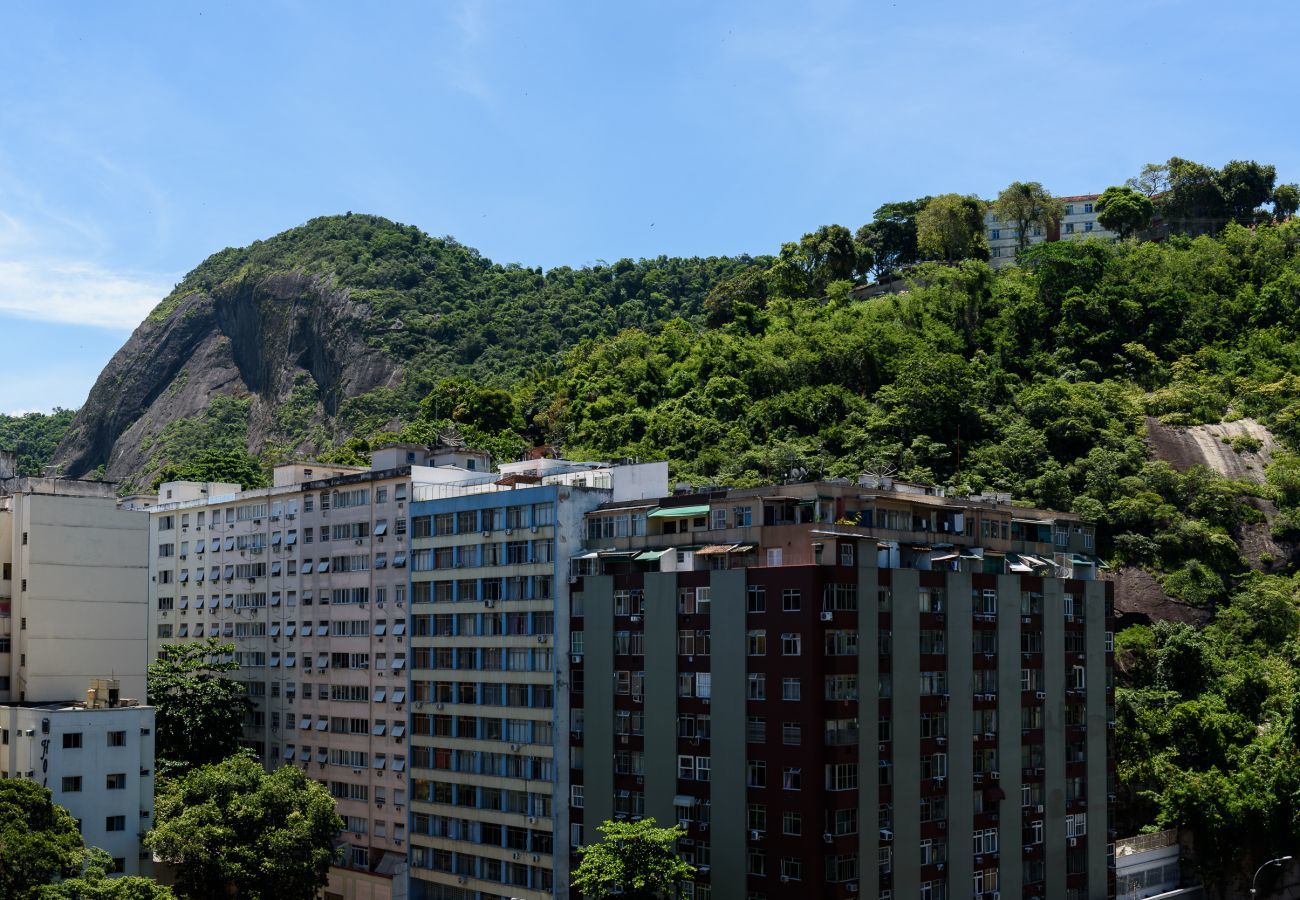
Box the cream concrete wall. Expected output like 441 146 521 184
4 490 148 703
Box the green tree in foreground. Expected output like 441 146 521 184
34 848 175 899
571 818 695 900
992 180 1063 255
1095 185 1155 239
0 780 87 898
147 638 252 774
1273 183 1300 221
146 753 341 900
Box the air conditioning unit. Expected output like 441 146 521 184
845 884 858 894
1069 837 1078 847
750 830 763 841
780 876 790 884
819 611 833 622
1036 691 1045 700
482 530 491 537
505 528 513 535
990 771 1000 779
531 525 539 533
568 576 579 584
510 743 521 752
822 833 833 844
528 816 537 824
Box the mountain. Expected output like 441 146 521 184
51 214 761 488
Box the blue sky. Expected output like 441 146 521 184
2 0 1296 412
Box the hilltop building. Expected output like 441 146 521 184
569 478 1114 900
987 194 1118 268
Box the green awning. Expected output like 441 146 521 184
647 504 710 518
635 549 669 561
1088 554 1111 570
1071 554 1095 565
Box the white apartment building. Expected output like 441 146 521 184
407 458 667 900
146 442 487 900
987 193 1118 268
0 451 150 703
0 679 156 876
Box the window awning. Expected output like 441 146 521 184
373 723 387 736
634 549 668 561
270 594 281 606
374 623 387 636
271 532 282 545
931 553 959 562
392 723 406 737
393 553 407 568
392 622 407 636
672 795 696 807
285 655 297 667
597 550 639 558
284 747 296 760
270 625 281 637
208 598 219 609
1071 554 1095 566
315 719 328 731
648 504 710 518
373 688 386 703
1086 554 1110 569
374 522 388 536
694 544 735 556
392 688 406 703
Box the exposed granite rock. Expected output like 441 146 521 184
53 273 400 481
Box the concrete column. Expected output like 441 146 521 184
858 555 880 900
643 573 678 825
889 567 920 898
710 569 747 894
584 575 615 825
1043 578 1067 899
997 573 1024 897
1085 580 1110 898
946 571 974 895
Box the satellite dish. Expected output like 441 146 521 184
861 460 897 488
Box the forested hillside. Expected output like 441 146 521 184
30 156 1300 888
0 409 77 475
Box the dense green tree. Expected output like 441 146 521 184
571 818 695 899
1273 183 1300 221
991 181 1063 255
916 193 988 263
0 781 88 899
151 447 267 490
34 849 175 899
769 224 869 298
0 409 77 476
147 639 252 774
146 753 341 900
855 197 931 280
1217 159 1277 224
1095 185 1155 239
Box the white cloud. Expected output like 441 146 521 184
0 258 172 329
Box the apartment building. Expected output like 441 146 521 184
569 479 1114 900
146 442 487 900
0 452 150 703
987 194 1118 268
407 458 667 900
0 679 155 876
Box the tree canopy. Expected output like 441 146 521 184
1095 185 1155 239
572 818 695 900
146 753 341 900
147 638 253 775
916 193 988 263
991 181 1063 255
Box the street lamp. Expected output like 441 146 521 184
1251 855 1293 897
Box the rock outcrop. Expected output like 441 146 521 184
53 272 400 481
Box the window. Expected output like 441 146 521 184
61 776 82 792
747 760 766 788
746 585 766 613
782 722 801 745
781 633 801 655
780 858 803 881
106 773 126 790
105 816 126 832
781 677 801 701
782 589 801 612
747 673 766 700
782 766 802 790
747 630 767 656
62 733 82 749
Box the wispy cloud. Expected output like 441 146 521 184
0 258 171 329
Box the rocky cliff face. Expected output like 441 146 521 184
54 272 400 481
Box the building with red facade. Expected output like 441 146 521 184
569 479 1114 900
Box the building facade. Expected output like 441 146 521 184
0 459 150 704
145 446 489 900
0 679 156 876
407 459 666 900
987 194 1118 268
570 481 1114 900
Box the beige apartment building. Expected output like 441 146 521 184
0 450 150 703
986 194 1119 268
146 442 487 900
